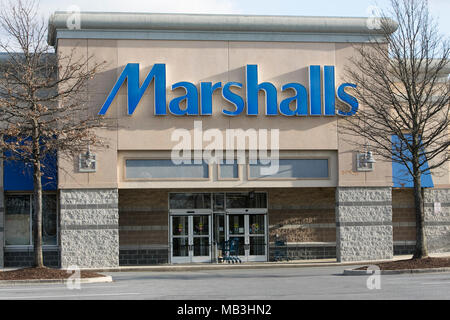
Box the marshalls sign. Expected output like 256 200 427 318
99 64 358 117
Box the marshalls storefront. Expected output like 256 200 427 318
0 12 449 269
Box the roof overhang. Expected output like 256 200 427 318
47 12 398 46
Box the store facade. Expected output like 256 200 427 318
0 12 449 269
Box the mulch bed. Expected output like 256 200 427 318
355 257 450 270
0 267 104 281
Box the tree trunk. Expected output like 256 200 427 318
33 155 44 268
412 170 428 259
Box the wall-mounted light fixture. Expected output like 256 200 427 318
79 147 96 172
356 145 376 172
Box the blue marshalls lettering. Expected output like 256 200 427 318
99 63 358 117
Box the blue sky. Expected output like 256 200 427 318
37 0 449 35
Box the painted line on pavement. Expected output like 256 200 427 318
0 292 141 299
0 285 128 292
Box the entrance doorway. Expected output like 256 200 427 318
226 210 267 262
169 192 268 264
170 210 212 263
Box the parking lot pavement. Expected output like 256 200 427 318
0 265 449 300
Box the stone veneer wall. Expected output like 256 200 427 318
119 189 169 265
392 189 416 255
424 189 450 253
336 187 393 262
60 189 119 268
268 188 336 260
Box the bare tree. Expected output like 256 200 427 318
340 0 450 259
0 0 109 268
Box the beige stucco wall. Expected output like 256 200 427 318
57 38 396 189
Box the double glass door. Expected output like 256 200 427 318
226 210 267 262
170 212 211 263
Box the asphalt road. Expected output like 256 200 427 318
0 265 449 300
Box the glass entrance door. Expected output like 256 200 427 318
191 215 211 263
248 214 266 261
213 213 225 262
227 214 246 258
171 215 190 263
226 211 267 262
170 213 212 263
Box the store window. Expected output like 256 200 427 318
4 194 57 246
249 159 329 179
169 193 212 209
226 192 267 209
213 193 225 211
218 160 239 179
126 159 209 179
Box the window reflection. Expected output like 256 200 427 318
5 194 57 246
169 193 211 209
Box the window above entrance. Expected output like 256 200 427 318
169 193 212 209
169 192 267 211
125 159 209 180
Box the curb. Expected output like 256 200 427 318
343 267 450 276
87 259 397 273
0 275 113 286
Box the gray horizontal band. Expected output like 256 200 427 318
424 203 450 208
270 206 335 210
336 201 391 207
425 221 450 226
61 224 118 231
394 221 450 226
119 208 167 213
269 223 335 229
272 242 336 247
336 221 392 227
393 222 415 227
54 29 385 44
393 240 416 245
60 203 118 210
120 245 169 250
396 203 450 209
120 226 168 231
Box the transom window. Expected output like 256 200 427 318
169 192 267 210
249 159 329 179
126 159 209 179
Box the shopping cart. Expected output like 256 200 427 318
222 238 242 264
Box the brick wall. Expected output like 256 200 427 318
268 188 336 243
267 188 336 260
392 189 416 241
4 249 60 268
392 189 416 254
119 189 169 265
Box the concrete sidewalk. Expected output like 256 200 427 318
89 253 450 272
87 254 424 272
2 253 449 273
